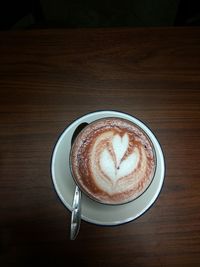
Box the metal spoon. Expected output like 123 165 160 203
70 185 82 240
70 122 88 240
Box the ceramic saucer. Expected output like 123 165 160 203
51 110 165 225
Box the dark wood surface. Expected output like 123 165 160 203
0 27 200 267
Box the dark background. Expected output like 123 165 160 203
0 0 200 30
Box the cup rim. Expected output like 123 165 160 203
69 115 157 206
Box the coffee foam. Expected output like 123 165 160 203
71 118 156 204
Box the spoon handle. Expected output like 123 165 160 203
70 185 82 240
70 122 88 240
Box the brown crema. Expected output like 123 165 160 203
70 118 156 204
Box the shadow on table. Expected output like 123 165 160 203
2 0 200 31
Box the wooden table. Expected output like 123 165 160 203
0 27 200 267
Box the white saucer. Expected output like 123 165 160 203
51 111 165 226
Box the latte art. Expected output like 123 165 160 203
92 133 140 186
71 118 156 204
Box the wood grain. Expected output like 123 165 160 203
0 27 200 267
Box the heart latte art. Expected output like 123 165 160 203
71 118 156 204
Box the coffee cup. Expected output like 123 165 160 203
70 116 156 205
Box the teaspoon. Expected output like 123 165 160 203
70 122 88 240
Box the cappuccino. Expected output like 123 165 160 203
70 117 156 205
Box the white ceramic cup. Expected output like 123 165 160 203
69 116 157 205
